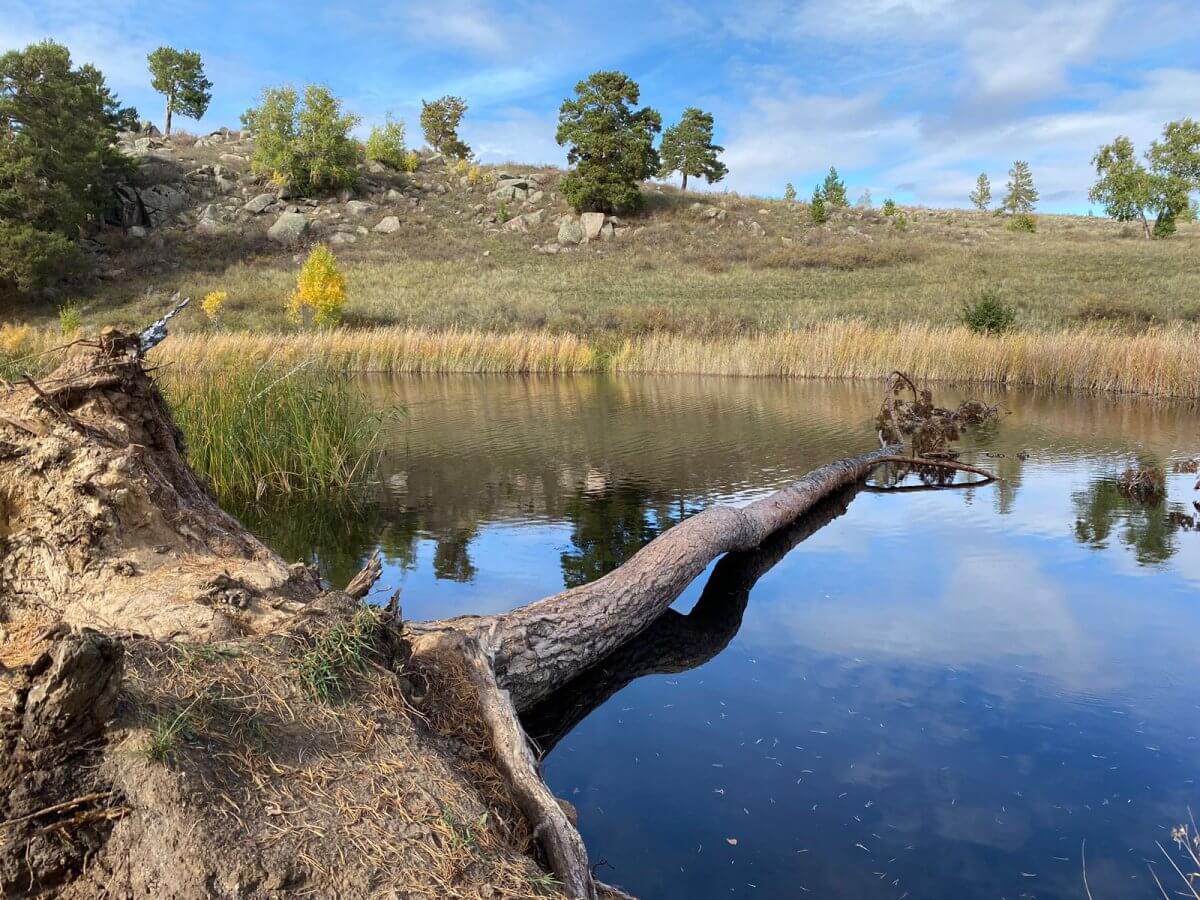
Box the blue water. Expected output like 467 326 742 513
247 375 1200 898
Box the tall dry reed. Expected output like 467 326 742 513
149 322 1200 398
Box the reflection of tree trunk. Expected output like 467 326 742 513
523 485 859 756
412 445 895 713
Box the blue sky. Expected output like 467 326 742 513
5 0 1200 211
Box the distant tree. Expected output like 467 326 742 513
0 40 132 292
1088 127 1197 239
969 173 991 211
556 71 661 213
147 47 211 136
882 197 897 216
420 96 470 159
822 167 848 207
856 188 873 208
658 107 727 191
242 85 361 195
1089 136 1159 239
1146 118 1200 236
1002 161 1038 214
810 186 828 224
783 182 797 202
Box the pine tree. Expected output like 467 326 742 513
822 167 848 207
556 71 661 213
419 96 470 160
658 107 727 191
0 41 132 291
147 47 211 135
810 186 828 224
1002 161 1038 214
969 173 991 211
783 183 797 202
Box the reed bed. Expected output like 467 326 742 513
162 364 389 500
613 321 1200 397
160 327 598 375
139 322 1200 399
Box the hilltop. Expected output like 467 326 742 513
7 123 1200 339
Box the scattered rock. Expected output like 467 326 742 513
267 211 310 243
557 218 584 246
580 212 605 242
345 200 375 217
373 216 401 234
243 193 276 215
328 232 357 245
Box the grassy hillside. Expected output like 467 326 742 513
4 131 1199 339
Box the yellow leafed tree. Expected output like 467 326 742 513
288 245 347 327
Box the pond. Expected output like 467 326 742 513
241 374 1200 899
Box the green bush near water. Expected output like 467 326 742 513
961 290 1017 334
164 365 390 500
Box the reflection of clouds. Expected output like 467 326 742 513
741 528 1200 710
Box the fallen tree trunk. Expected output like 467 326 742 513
1 329 995 900
413 445 898 712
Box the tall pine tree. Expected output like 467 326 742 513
147 47 211 135
658 107 727 191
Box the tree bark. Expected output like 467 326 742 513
1141 211 1152 240
165 94 173 136
681 172 688 191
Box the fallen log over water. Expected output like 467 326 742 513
0 332 994 899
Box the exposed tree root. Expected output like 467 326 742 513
0 329 998 898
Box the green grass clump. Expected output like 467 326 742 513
143 697 202 764
297 606 378 702
164 363 390 500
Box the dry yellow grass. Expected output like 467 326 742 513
123 322 1200 398
159 327 599 375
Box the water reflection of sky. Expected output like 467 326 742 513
240 375 1200 899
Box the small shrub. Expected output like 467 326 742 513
1006 212 1037 233
467 165 483 186
882 198 897 216
58 301 83 336
893 211 909 231
288 244 346 327
783 183 797 202
450 158 470 179
242 84 361 195
401 150 421 174
961 290 1017 334
201 289 227 321
364 117 407 169
497 202 510 224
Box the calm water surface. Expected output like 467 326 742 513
243 375 1200 899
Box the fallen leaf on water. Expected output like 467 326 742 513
726 838 738 846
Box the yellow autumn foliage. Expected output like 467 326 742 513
287 245 346 327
